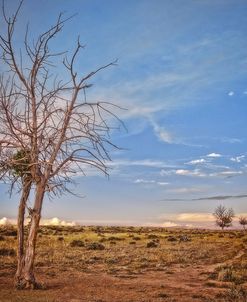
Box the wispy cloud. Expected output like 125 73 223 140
150 119 174 144
220 137 243 144
161 193 247 202
109 159 176 169
230 155 245 163
167 187 205 194
134 179 169 186
157 181 170 186
134 179 155 184
161 167 243 178
175 169 206 177
196 194 247 201
210 170 243 178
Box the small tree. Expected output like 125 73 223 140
0 1 123 289
213 205 234 230
239 216 247 231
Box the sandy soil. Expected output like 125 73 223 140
0 261 240 302
1 227 246 302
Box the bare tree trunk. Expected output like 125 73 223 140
14 178 32 288
16 180 46 289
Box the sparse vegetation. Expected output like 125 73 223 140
0 225 246 301
70 240 85 247
86 242 105 250
223 285 247 302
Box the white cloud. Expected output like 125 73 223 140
228 91 234 96
41 217 76 226
175 169 189 175
207 153 222 158
230 155 245 163
0 217 12 225
187 158 206 165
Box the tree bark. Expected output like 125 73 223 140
16 180 46 289
14 178 32 288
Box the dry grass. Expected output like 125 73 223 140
0 226 247 301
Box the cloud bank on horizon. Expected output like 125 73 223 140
0 217 76 227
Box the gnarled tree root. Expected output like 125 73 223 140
14 277 45 290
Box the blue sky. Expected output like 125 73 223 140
1 0 247 227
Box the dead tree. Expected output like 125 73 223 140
0 1 122 289
239 216 247 231
213 205 234 231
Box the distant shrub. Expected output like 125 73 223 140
86 242 105 250
108 236 124 241
218 266 235 282
146 241 158 248
132 236 141 241
129 241 136 245
99 238 107 243
179 235 191 242
70 240 85 247
147 234 159 239
205 281 217 287
156 293 169 298
242 238 247 244
105 258 118 264
166 236 177 242
57 236 64 241
0 235 5 241
0 248 16 256
4 230 17 236
239 216 247 231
